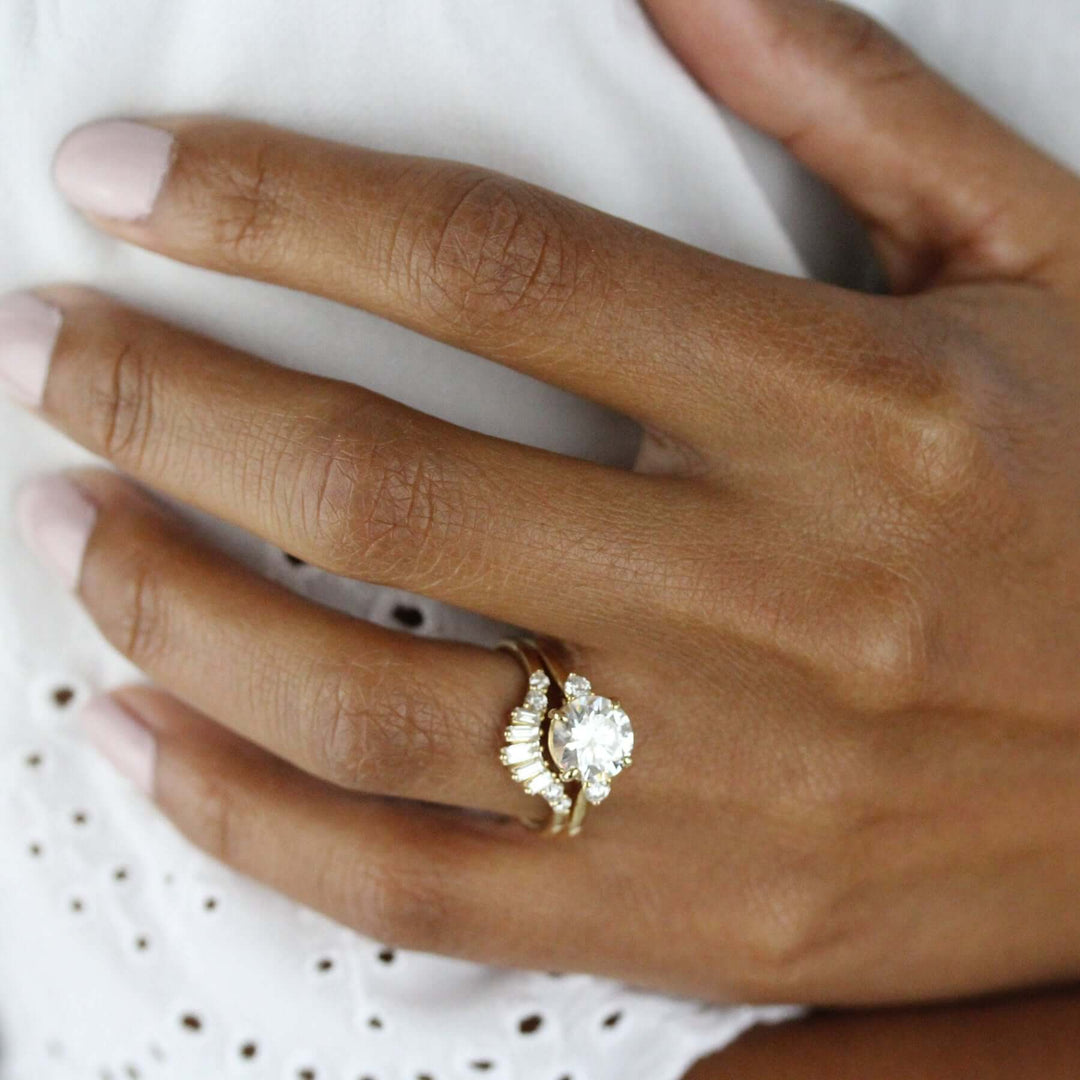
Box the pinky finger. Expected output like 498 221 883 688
77 684 572 966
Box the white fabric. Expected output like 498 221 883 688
0 1 1077 1078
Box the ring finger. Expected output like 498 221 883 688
16 464 553 820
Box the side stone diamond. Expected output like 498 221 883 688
584 775 611 804
500 744 539 766
510 707 540 726
504 723 539 743
512 759 546 783
524 771 556 796
564 673 591 699
543 779 566 805
525 688 548 712
528 669 550 692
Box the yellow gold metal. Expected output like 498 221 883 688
498 636 634 836
497 637 585 837
497 636 635 838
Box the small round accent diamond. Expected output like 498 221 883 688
528 669 550 691
584 775 612 804
525 689 547 712
563 673 591 700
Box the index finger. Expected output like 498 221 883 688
52 116 842 454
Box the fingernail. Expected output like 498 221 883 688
53 119 175 221
0 291 62 407
14 473 98 590
77 694 156 797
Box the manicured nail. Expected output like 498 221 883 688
14 473 98 590
77 694 156 797
53 119 175 221
0 291 61 407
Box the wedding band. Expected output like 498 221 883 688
497 638 634 837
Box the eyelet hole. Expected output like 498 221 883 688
391 604 425 629
53 685 75 707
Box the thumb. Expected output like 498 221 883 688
643 0 1080 294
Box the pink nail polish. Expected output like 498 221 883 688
14 474 98 590
0 291 62 407
77 694 156 797
53 119 175 221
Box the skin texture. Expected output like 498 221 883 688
687 985 1080 1078
10 0 1080 1062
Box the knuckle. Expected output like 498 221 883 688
875 347 1026 541
90 338 159 468
820 563 934 712
819 4 921 87
275 424 369 567
258 410 475 581
186 134 293 267
100 553 171 668
310 662 448 792
838 570 933 712
398 170 586 332
734 860 838 1001
349 438 470 577
885 406 995 508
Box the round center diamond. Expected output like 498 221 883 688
549 693 634 783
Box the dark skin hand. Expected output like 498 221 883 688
7 0 1080 1067
687 984 1080 1078
664 0 1080 1070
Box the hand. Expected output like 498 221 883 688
687 985 1080 1079
5 0 1080 1007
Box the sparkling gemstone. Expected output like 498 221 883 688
510 707 540 726
563 673 591 699
504 723 539 744
550 795 572 815
512 759 546 783
525 689 548 712
524 771 556 796
528 669 550 691
584 775 611 804
500 744 539 766
543 780 566 804
549 695 633 784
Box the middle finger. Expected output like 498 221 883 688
13 286 676 640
